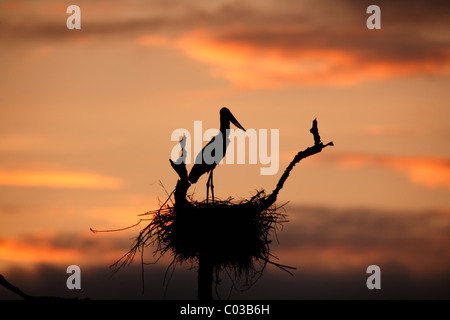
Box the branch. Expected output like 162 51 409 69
265 119 333 206
0 274 33 300
169 135 191 204
0 274 88 300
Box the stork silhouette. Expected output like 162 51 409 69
188 107 246 203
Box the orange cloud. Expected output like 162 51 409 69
0 170 122 189
331 154 450 189
0 237 82 265
0 232 128 267
138 28 450 88
396 158 450 189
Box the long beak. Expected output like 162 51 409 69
230 113 246 132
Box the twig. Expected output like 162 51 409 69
266 118 333 206
90 219 149 234
0 274 88 300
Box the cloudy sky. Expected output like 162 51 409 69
1 0 449 300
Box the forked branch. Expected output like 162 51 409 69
265 119 333 207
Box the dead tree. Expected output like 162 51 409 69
92 119 333 300
167 118 333 300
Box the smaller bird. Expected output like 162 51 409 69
188 107 246 203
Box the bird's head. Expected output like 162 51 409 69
220 107 246 132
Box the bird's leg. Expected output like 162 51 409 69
210 170 215 204
206 171 211 203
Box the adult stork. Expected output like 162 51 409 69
188 107 246 203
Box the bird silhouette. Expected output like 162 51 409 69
188 107 246 202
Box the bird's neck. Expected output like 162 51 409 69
219 121 230 152
220 120 231 138
220 119 230 132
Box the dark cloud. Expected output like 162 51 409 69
1 205 449 300
279 205 450 247
3 231 131 252
2 0 449 85
277 206 450 262
340 0 450 27
0 263 197 300
1 257 449 300
214 26 450 64
4 0 448 39
0 0 307 40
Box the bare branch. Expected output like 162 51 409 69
265 119 333 206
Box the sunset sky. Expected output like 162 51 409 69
1 0 449 299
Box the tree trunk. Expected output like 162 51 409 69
197 251 213 300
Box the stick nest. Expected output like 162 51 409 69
109 189 290 286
